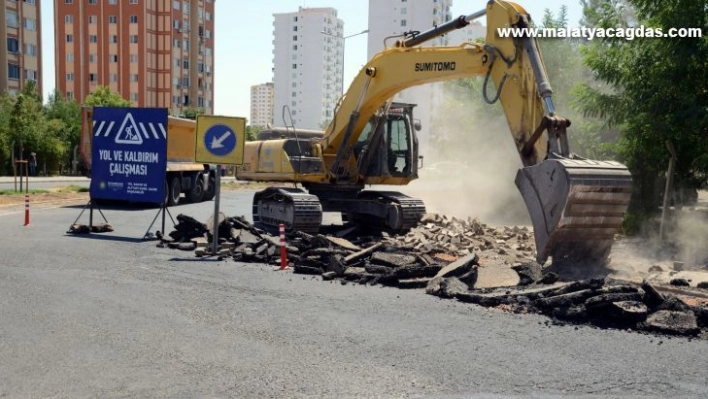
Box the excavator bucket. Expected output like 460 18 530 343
516 159 633 266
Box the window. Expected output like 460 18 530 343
110 35 118 43
183 60 189 69
182 95 189 105
130 54 138 63
173 0 179 10
108 0 116 4
174 58 180 67
88 0 97 4
293 35 297 41
25 44 37 56
205 30 211 39
401 7 407 14
25 69 37 81
293 26 298 32
129 35 138 43
6 38 19 54
89 54 97 62
205 12 211 21
65 15 73 23
6 11 19 28
89 35 98 43
65 0 73 4
24 0 36 4
197 62 203 72
88 15 97 24
183 2 189 13
198 97 204 108
66 53 74 63
89 73 97 82
23 18 37 30
130 15 138 23
291 101 296 107
66 73 74 81
129 0 138 4
66 92 74 100
292 44 297 50
7 62 20 80
66 34 74 43
130 93 138 102
130 74 138 82
109 15 117 23
173 39 179 48
292 64 297 69
401 19 407 27
110 74 118 82
205 48 212 57
109 54 118 62
182 77 189 86
173 20 180 29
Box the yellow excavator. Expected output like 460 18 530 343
237 0 633 265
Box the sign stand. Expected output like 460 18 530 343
68 200 109 231
211 166 222 255
143 202 176 240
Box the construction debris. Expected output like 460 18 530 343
160 212 708 339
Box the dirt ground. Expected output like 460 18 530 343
0 192 89 208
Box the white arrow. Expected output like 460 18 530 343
210 130 233 149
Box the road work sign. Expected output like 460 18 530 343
90 107 168 204
195 115 246 165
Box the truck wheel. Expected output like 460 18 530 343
167 176 181 206
202 173 216 201
186 175 204 203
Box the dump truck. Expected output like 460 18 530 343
79 107 217 205
235 0 633 266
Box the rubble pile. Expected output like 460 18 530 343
160 213 708 338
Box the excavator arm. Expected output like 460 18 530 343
317 0 632 265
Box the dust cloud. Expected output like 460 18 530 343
402 83 531 226
609 207 708 281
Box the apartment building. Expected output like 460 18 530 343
1 0 42 96
54 0 215 115
272 7 343 130
367 0 453 150
250 82 274 127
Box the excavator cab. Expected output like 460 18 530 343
354 102 420 180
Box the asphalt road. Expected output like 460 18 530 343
0 191 707 398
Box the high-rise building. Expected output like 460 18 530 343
367 0 453 151
54 0 215 115
272 7 343 130
250 82 274 127
0 0 42 96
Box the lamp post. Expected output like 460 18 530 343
321 29 369 96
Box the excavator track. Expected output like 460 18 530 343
348 191 427 233
252 187 323 234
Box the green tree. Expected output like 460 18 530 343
574 0 708 216
84 86 132 107
245 125 263 141
182 107 205 120
44 90 81 173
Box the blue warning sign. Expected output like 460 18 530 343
90 107 168 203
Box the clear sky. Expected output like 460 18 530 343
39 0 583 119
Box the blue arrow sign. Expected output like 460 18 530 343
203 124 237 157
